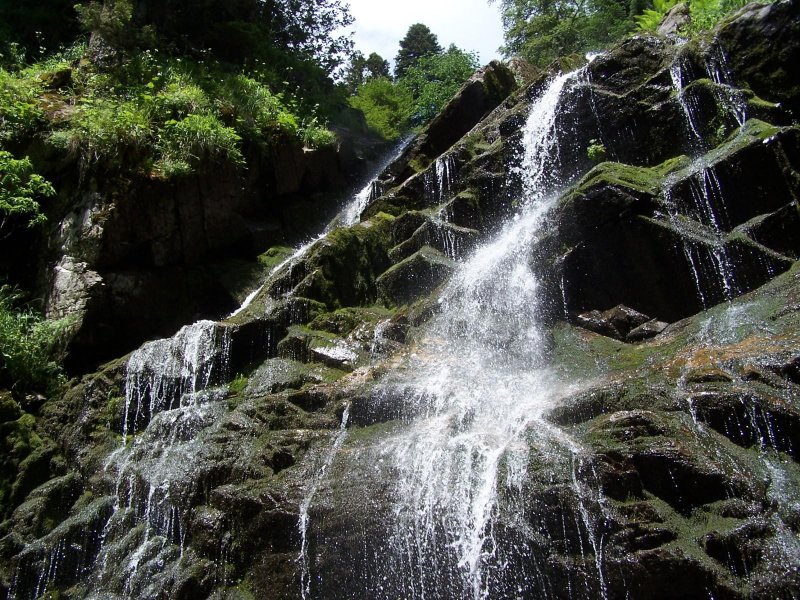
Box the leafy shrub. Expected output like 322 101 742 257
399 46 479 126
587 139 607 162
300 116 336 148
218 74 300 139
0 286 65 394
0 151 54 238
0 68 43 141
49 98 152 171
152 77 211 120
348 77 412 140
635 0 678 31
155 113 244 177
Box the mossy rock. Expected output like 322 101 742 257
291 214 396 309
244 356 345 398
376 246 455 307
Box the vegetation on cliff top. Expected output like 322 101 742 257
492 0 777 67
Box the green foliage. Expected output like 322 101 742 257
75 0 136 50
349 77 413 140
344 51 391 94
0 287 65 394
587 139 608 162
0 152 54 238
683 0 751 36
348 41 477 138
494 0 636 67
300 117 336 148
0 68 43 141
635 0 678 30
49 98 152 172
633 0 761 35
395 23 443 79
155 114 244 178
400 46 479 126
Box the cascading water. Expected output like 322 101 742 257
6 141 411 600
424 153 458 204
663 44 757 307
302 69 606 600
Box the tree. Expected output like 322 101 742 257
491 0 635 67
75 0 355 75
394 23 442 78
348 77 413 140
0 152 53 240
365 52 390 79
345 51 391 93
344 51 368 93
399 45 479 125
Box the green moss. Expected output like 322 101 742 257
293 214 396 309
257 246 295 273
228 374 249 395
573 161 665 197
308 306 393 335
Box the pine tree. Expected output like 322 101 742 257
365 52 390 79
394 23 442 78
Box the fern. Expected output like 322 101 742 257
635 0 679 31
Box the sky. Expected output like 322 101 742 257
344 0 506 70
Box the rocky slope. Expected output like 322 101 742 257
1 2 800 599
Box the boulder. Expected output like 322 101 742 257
716 0 800 116
626 318 670 341
388 61 518 182
377 246 455 306
658 3 691 36
576 305 652 340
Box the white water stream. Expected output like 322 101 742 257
297 69 601 600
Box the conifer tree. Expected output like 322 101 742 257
394 23 442 78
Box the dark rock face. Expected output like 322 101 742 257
39 138 381 373
3 4 800 600
537 120 800 323
386 60 518 184
717 0 800 116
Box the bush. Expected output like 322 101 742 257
0 287 65 394
348 77 412 140
155 113 244 177
49 98 152 171
0 151 54 238
0 68 43 141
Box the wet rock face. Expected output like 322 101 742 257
40 139 379 374
537 120 800 323
718 0 800 116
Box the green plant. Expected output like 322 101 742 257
349 77 412 140
635 0 679 31
155 113 244 177
0 151 54 238
49 98 152 171
587 139 607 162
300 116 336 148
0 286 65 394
0 68 43 141
399 45 479 126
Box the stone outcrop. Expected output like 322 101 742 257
30 136 385 372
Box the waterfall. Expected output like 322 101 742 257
300 68 605 600
339 136 413 228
